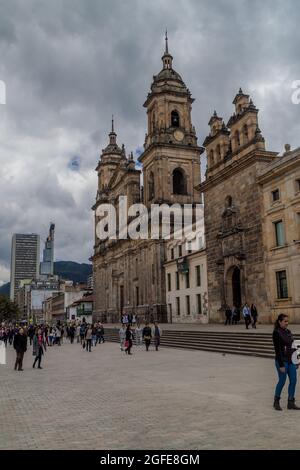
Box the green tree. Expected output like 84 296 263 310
0 295 20 322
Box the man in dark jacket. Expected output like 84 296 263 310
13 328 27 371
142 323 152 351
224 305 232 325
28 325 35 345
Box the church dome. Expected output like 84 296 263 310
152 67 186 90
145 32 190 103
101 117 125 159
155 67 184 83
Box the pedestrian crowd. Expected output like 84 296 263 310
0 319 106 371
2 312 300 413
224 302 258 329
119 320 162 355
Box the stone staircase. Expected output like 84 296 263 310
104 327 300 359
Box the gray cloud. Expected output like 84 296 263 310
0 0 300 283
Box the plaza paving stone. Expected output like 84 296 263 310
0 339 300 450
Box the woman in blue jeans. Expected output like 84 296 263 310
273 313 300 410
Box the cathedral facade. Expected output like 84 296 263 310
92 36 202 323
198 89 300 323
92 37 300 324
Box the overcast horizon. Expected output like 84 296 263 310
0 0 300 285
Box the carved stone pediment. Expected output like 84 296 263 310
220 203 242 233
220 231 245 259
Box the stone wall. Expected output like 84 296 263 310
93 238 167 323
203 158 272 323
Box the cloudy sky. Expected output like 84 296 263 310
0 0 299 285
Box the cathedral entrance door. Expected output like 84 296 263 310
225 265 242 308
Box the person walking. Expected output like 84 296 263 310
225 305 232 325
152 322 162 351
85 325 93 352
143 322 152 351
95 323 101 346
32 328 45 369
28 325 35 346
42 326 47 352
8 327 14 346
13 328 27 371
69 324 75 344
125 324 134 355
135 323 143 348
48 327 54 346
60 325 65 344
80 323 86 344
273 314 300 411
44 325 49 346
251 304 258 329
231 306 238 325
119 324 126 351
76 324 81 343
55 326 61 346
91 324 97 347
52 326 57 346
242 303 251 329
99 323 105 343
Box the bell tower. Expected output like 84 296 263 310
139 32 203 208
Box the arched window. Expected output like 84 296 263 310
216 144 221 161
209 150 215 167
148 171 155 200
235 130 240 147
173 168 186 194
225 195 233 208
152 112 156 133
243 124 249 143
171 110 180 128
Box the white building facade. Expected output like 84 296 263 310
164 224 208 323
67 296 93 323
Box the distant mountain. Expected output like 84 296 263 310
0 261 92 298
0 282 10 297
54 261 92 284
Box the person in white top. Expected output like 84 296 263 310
119 324 126 351
242 303 251 329
55 326 61 345
134 323 143 348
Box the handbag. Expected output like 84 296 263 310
124 340 129 348
144 335 151 341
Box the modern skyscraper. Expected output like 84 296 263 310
10 234 40 301
40 223 55 277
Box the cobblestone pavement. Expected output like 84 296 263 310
1 340 300 450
